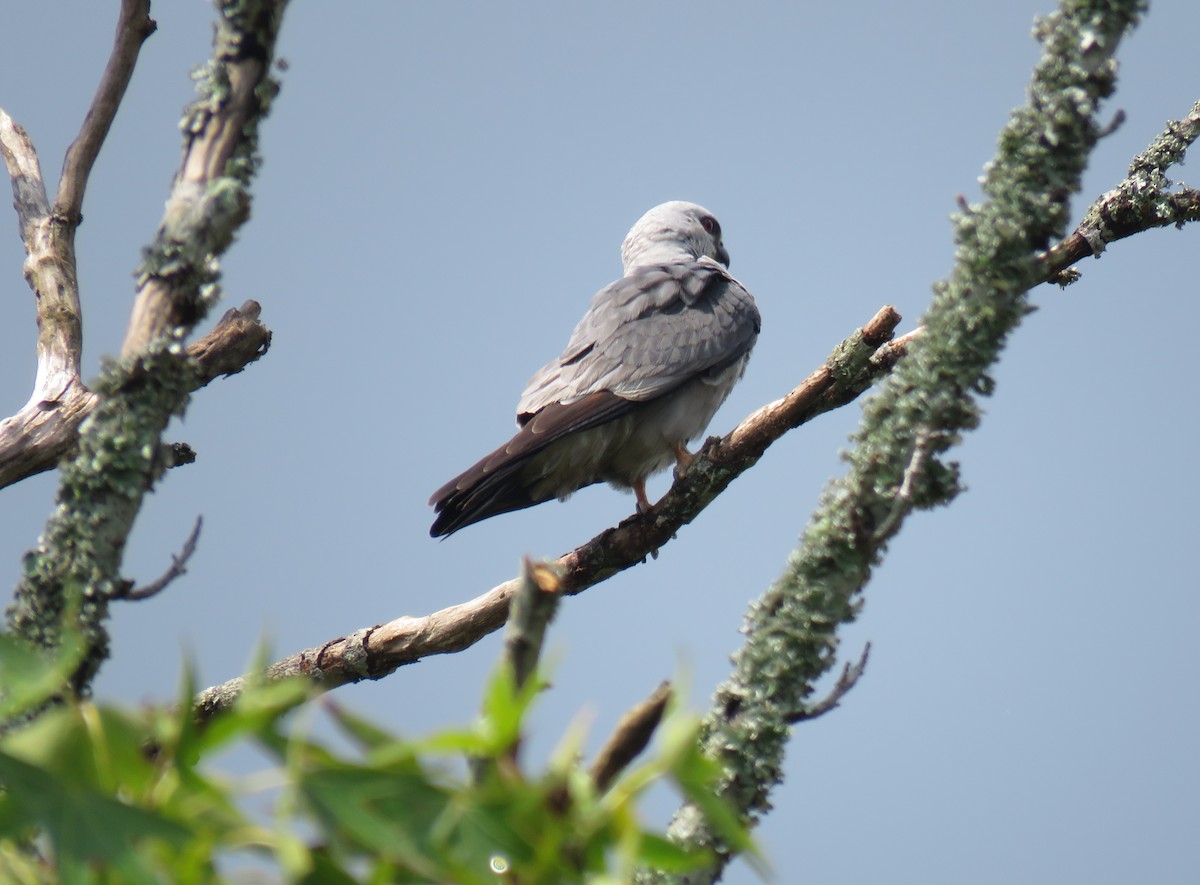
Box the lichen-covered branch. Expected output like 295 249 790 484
637 3 1149 882
0 301 271 491
4 0 290 710
1039 98 1200 273
194 307 909 719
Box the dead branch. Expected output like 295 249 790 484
122 1 286 358
502 558 562 692
590 681 674 793
118 517 203 602
0 302 271 491
55 0 156 225
789 644 871 723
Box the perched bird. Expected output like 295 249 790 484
429 201 760 537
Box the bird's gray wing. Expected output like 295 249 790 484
516 258 760 423
430 259 759 536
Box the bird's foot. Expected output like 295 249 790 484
634 479 653 514
671 444 696 481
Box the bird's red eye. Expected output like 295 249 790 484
702 216 719 235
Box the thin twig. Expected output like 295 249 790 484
119 517 203 601
872 432 934 542
55 0 156 224
471 558 562 784
590 681 673 793
789 644 870 724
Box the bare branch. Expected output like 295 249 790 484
0 303 272 491
0 109 83 395
502 558 562 692
2 1 154 435
871 433 934 542
189 300 273 385
54 0 156 224
193 306 909 719
590 681 673 793
118 517 203 602
0 111 50 236
788 644 870 724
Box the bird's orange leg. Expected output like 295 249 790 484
671 443 696 479
633 478 652 513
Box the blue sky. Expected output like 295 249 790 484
1 2 1198 882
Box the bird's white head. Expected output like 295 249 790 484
619 201 730 272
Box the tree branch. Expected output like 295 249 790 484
640 4 1151 882
54 0 156 225
193 305 908 719
0 301 271 491
5 0 291 711
122 2 286 357
789 643 870 724
1 0 154 432
116 516 203 602
0 109 84 406
501 558 562 693
0 4 266 496
590 681 673 793
189 83 1198 724
1038 98 1200 274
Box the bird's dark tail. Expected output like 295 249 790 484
428 445 545 537
429 392 636 537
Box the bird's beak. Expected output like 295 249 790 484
716 242 730 267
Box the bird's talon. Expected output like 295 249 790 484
671 443 696 480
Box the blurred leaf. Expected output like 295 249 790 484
295 846 360 885
324 700 396 755
192 676 312 758
0 748 190 883
0 633 83 721
0 704 155 796
299 764 451 874
670 740 765 877
634 832 712 872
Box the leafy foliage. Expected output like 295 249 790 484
0 656 751 883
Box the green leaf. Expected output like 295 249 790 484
634 832 712 872
0 633 83 720
0 749 191 883
299 764 451 871
0 704 154 794
324 700 396 755
193 675 312 757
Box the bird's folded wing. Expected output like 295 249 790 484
517 259 761 421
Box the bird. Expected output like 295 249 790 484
429 201 760 537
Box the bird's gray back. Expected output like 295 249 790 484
517 258 760 420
